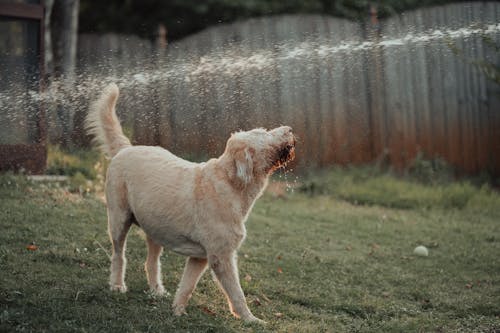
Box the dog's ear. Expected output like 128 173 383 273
235 147 253 185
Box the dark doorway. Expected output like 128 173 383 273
0 1 46 174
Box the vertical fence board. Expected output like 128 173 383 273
76 2 500 176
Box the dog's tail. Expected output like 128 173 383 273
85 83 131 158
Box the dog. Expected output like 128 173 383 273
85 83 296 323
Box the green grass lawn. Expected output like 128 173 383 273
1 169 499 332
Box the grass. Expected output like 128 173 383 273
299 166 499 213
1 162 500 332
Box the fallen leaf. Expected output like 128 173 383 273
261 293 271 302
277 267 283 274
428 242 439 248
199 306 216 316
274 312 284 318
465 283 473 289
345 245 352 251
244 274 252 282
252 298 262 306
26 244 38 251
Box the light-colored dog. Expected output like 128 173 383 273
86 83 296 323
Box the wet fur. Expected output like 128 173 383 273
86 83 295 323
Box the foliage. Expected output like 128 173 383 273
46 145 93 179
45 145 108 193
79 0 472 41
299 163 499 212
448 33 500 86
406 152 455 185
1 168 499 332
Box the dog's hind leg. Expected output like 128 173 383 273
107 205 132 293
172 257 208 315
209 253 265 323
145 236 165 295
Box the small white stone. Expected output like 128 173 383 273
413 245 429 257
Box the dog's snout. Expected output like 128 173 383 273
278 126 293 136
283 126 293 134
270 126 294 143
284 127 295 143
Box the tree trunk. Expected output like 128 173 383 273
49 0 79 147
44 0 54 79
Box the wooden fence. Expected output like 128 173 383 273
76 2 500 176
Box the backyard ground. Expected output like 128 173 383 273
1 158 499 332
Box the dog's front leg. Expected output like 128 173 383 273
145 236 165 295
210 253 265 323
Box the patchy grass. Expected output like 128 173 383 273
1 169 499 332
300 166 499 213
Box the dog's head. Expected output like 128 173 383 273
223 126 296 187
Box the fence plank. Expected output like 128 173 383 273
76 2 500 176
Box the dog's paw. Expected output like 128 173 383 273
172 304 187 316
110 284 128 293
243 315 266 324
150 284 167 296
